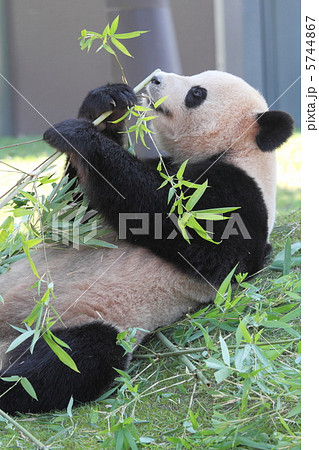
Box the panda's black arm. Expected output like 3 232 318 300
43 118 188 248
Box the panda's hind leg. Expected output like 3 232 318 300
0 321 129 414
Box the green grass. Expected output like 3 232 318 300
0 134 301 449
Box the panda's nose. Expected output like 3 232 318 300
151 75 161 85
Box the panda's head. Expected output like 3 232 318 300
146 70 294 234
146 70 293 163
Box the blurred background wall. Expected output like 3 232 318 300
0 0 300 138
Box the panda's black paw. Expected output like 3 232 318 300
43 118 98 155
78 84 137 121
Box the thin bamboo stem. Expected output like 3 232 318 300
135 338 299 359
0 408 48 449
156 331 212 388
0 138 43 151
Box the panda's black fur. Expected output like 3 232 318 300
0 322 128 414
0 76 293 414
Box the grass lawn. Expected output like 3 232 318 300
0 133 301 449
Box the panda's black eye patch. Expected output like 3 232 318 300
185 86 207 109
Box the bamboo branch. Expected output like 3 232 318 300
0 138 43 151
135 337 300 359
0 408 48 449
156 331 212 388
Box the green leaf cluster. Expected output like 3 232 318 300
79 16 148 84
157 159 239 244
112 104 157 151
79 16 148 57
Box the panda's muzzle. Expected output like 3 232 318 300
147 76 171 116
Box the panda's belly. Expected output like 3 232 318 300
0 240 216 345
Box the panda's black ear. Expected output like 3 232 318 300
255 111 294 152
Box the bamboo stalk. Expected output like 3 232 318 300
135 337 300 359
156 331 212 388
0 408 48 449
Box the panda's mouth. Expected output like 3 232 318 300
149 99 171 117
147 81 171 116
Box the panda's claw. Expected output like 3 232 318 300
78 84 137 121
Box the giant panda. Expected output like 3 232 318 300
0 70 294 414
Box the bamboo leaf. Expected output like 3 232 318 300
234 344 251 371
240 320 253 344
214 265 237 306
194 322 215 350
43 333 80 373
113 31 149 39
167 186 176 204
133 105 152 112
283 238 292 275
66 396 74 418
111 37 133 57
21 377 38 400
22 302 43 327
110 109 131 124
154 96 169 109
205 357 226 370
240 377 252 415
82 238 117 248
176 159 189 180
214 367 233 384
102 43 116 55
192 212 228 221
102 24 110 37
180 180 204 189
219 334 230 366
186 216 215 243
252 344 273 372
193 207 239 214
0 375 20 382
6 329 34 353
51 333 71 350
20 235 41 279
177 218 191 244
110 15 119 35
185 181 208 211
123 428 139 450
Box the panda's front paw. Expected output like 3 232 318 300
78 84 137 121
43 119 97 155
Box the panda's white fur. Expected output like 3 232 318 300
147 71 276 232
0 70 293 413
